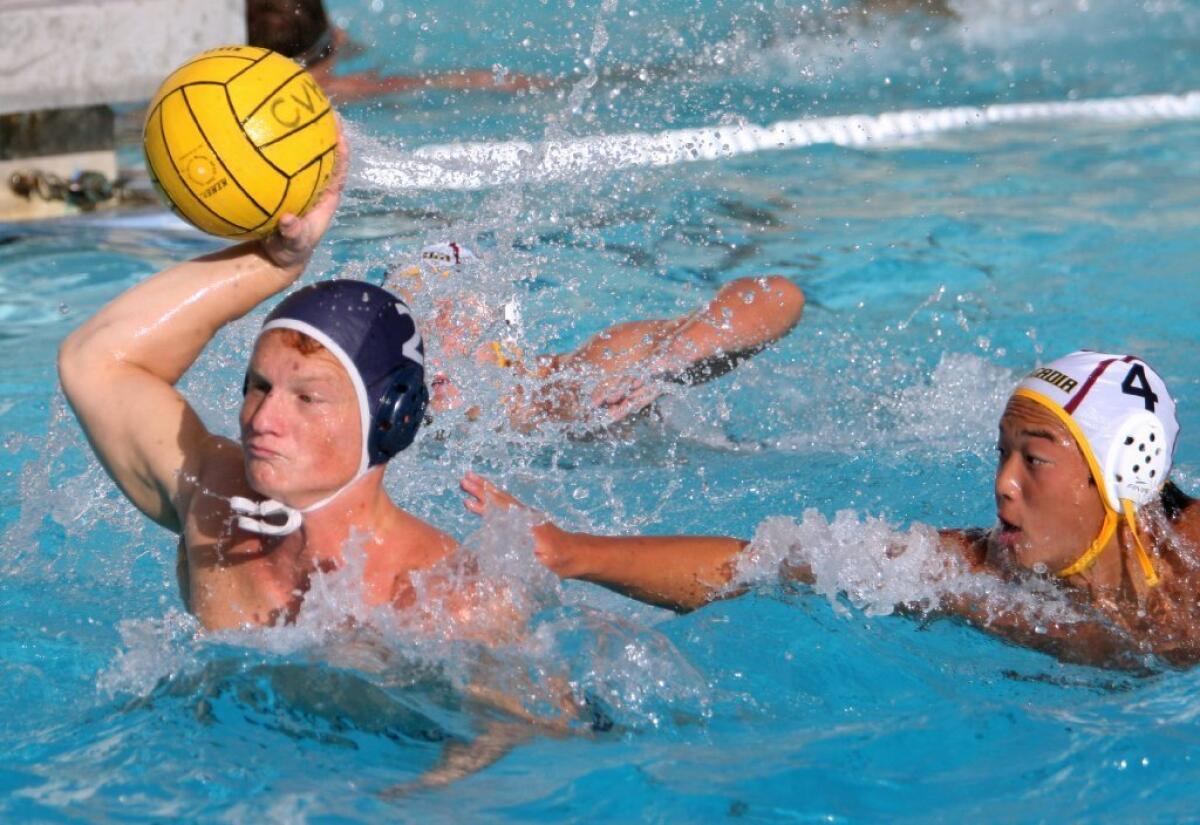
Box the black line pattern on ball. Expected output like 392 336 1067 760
187 45 267 65
248 174 297 234
224 48 276 86
220 85 291 182
180 87 272 223
239 67 307 127
150 48 267 119
142 95 168 142
163 51 258 90
156 94 252 233
171 53 253 75
143 161 189 226
244 145 332 234
297 147 335 216
255 106 334 152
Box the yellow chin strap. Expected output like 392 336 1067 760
489 340 523 370
392 264 455 280
1121 498 1160 587
1012 389 1160 587
1055 508 1118 579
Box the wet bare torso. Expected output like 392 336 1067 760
940 495 1200 667
177 437 455 631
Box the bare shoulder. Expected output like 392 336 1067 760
374 510 459 607
397 509 457 562
937 528 990 571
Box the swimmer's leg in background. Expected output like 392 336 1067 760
561 276 805 420
379 718 533 798
379 676 580 798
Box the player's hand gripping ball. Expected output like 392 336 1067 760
143 45 338 239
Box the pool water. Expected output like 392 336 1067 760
3 0 1200 820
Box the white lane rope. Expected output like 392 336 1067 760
360 91 1200 192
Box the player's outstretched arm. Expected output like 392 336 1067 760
461 472 749 612
57 127 349 532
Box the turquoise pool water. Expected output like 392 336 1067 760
2 0 1199 820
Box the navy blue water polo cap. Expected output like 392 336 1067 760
260 280 429 469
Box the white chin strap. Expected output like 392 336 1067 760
230 496 303 536
229 470 367 537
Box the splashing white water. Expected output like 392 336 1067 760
735 509 1084 627
881 350 1015 449
96 510 709 729
769 349 1015 458
96 609 201 698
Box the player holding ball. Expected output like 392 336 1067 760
59 50 492 631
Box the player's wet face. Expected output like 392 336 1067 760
991 395 1108 575
240 331 361 507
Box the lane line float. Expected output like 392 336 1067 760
359 91 1200 192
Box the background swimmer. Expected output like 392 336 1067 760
391 243 806 433
247 0 543 102
463 351 1200 669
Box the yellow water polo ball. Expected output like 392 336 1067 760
143 45 338 239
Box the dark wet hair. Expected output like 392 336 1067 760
1161 480 1189 521
246 0 330 60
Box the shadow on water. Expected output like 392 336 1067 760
126 658 463 750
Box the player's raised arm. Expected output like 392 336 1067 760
57 129 348 532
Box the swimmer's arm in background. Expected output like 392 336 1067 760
317 69 545 105
563 276 805 388
57 129 349 531
635 276 805 385
507 277 807 429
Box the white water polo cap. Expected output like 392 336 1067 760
420 241 477 272
1013 350 1179 584
386 241 478 284
402 240 522 332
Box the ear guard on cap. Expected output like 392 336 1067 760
1103 412 1169 511
370 364 429 463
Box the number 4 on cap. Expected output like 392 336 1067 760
1121 363 1159 413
